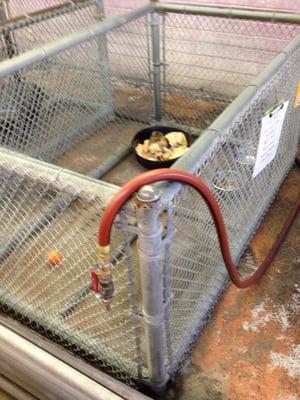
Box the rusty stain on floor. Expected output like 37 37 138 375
166 164 300 400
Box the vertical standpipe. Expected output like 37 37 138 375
150 12 162 120
94 0 113 115
136 185 167 391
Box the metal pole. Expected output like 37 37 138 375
0 324 126 400
0 143 132 318
0 148 119 200
136 185 167 391
93 0 113 116
156 33 300 204
0 0 93 34
0 3 155 78
0 0 21 82
161 12 166 102
0 143 126 265
156 2 300 24
146 13 153 105
0 374 37 400
150 12 162 121
0 288 137 384
88 145 132 179
0 316 151 400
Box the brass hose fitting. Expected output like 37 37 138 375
91 246 114 304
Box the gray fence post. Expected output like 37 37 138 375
150 11 162 121
94 0 113 116
136 185 167 391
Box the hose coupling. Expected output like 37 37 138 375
98 264 114 303
91 255 114 303
99 245 110 261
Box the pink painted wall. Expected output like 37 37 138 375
7 0 300 18
104 0 300 15
103 0 147 16
163 0 300 12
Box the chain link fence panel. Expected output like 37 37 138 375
163 42 300 376
0 1 102 59
0 3 299 391
4 0 73 18
0 12 152 163
161 12 300 131
0 149 149 385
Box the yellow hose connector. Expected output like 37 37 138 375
99 245 110 261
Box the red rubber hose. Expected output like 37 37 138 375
98 168 300 289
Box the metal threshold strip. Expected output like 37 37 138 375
0 316 151 400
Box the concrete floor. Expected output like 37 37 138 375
167 163 300 400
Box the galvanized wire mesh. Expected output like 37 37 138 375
0 0 112 160
0 0 100 59
0 13 152 163
0 13 153 385
5 0 72 18
163 44 300 375
2 8 298 167
161 12 300 130
103 0 148 18
0 150 148 385
4 0 136 20
0 4 299 390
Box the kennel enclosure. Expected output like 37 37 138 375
0 1 299 394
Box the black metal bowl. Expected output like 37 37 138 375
132 125 190 169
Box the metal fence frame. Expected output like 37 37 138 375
0 1 299 394
0 0 102 57
155 7 300 384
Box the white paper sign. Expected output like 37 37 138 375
253 101 289 178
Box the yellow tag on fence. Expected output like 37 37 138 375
294 81 300 109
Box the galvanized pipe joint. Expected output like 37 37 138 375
136 185 168 391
